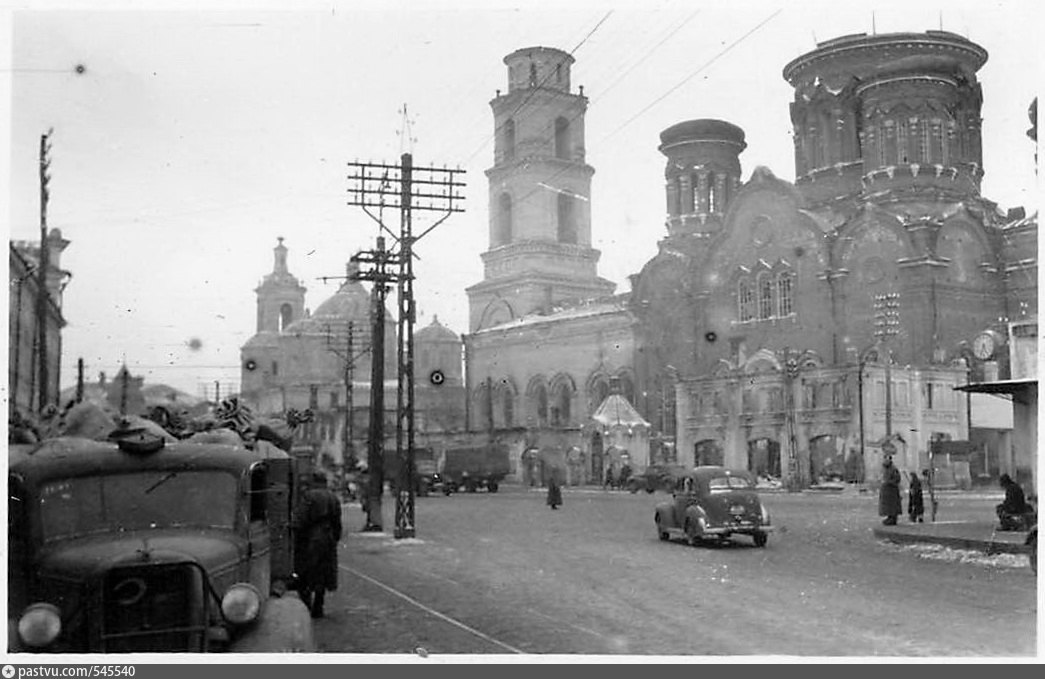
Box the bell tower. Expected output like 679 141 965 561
466 46 615 332
255 237 306 334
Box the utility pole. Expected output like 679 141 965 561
322 319 371 482
347 143 465 539
783 347 802 490
349 237 397 532
873 292 901 440
36 129 54 415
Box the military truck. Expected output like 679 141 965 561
441 443 511 494
8 434 314 653
382 446 439 496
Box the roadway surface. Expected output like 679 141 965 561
312 486 1039 659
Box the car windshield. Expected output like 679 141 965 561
708 475 754 491
38 470 238 542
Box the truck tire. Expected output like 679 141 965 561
488 482 499 493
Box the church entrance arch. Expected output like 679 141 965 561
522 448 540 487
809 434 844 482
695 439 723 467
748 437 781 478
590 431 604 485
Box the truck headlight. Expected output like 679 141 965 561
760 504 771 525
221 583 261 625
18 603 62 647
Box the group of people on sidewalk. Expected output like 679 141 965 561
878 455 1036 530
878 455 926 526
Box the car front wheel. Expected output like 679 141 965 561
685 519 703 547
753 531 768 548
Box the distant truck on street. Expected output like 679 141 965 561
441 443 510 494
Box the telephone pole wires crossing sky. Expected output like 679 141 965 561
347 146 465 539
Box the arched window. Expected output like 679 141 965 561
532 383 549 427
503 390 514 428
920 119 932 163
897 120 909 163
777 272 794 317
557 193 577 244
550 382 572 427
555 117 570 159
503 119 516 161
279 303 293 332
497 193 512 245
590 378 610 413
738 279 755 322
619 375 635 406
758 273 774 320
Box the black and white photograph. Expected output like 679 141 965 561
5 0 1040 661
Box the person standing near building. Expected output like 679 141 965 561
879 455 902 526
547 471 563 510
293 471 343 618
907 471 924 523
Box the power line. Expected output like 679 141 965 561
601 7 784 142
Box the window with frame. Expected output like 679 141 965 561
503 119 516 161
738 279 755 322
777 272 794 317
758 273 774 320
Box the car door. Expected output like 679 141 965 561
672 475 698 525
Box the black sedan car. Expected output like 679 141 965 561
653 466 773 547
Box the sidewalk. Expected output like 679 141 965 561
872 520 1033 555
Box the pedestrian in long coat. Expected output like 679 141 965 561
294 471 343 618
878 456 902 525
546 474 563 510
907 472 924 523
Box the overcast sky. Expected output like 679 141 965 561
4 0 1041 398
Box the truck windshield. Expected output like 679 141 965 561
38 470 238 542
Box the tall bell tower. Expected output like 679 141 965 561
466 46 615 332
255 236 306 334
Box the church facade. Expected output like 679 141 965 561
239 238 466 472
630 31 1037 487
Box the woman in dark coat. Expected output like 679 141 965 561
546 473 563 510
294 471 343 618
907 471 924 523
878 456 902 526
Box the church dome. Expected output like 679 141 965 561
243 331 279 349
415 315 460 343
312 280 370 321
283 315 326 335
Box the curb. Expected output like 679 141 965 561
872 527 1031 555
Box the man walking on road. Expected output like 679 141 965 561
294 471 343 618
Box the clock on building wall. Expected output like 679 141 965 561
972 330 1002 360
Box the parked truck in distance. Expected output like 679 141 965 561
441 444 510 494
383 446 440 496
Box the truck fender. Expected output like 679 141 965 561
229 591 315 653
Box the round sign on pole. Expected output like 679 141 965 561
429 369 445 386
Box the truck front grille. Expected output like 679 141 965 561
102 563 209 652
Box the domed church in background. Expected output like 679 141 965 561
239 238 466 472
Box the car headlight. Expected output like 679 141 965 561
18 603 62 648
221 583 262 625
